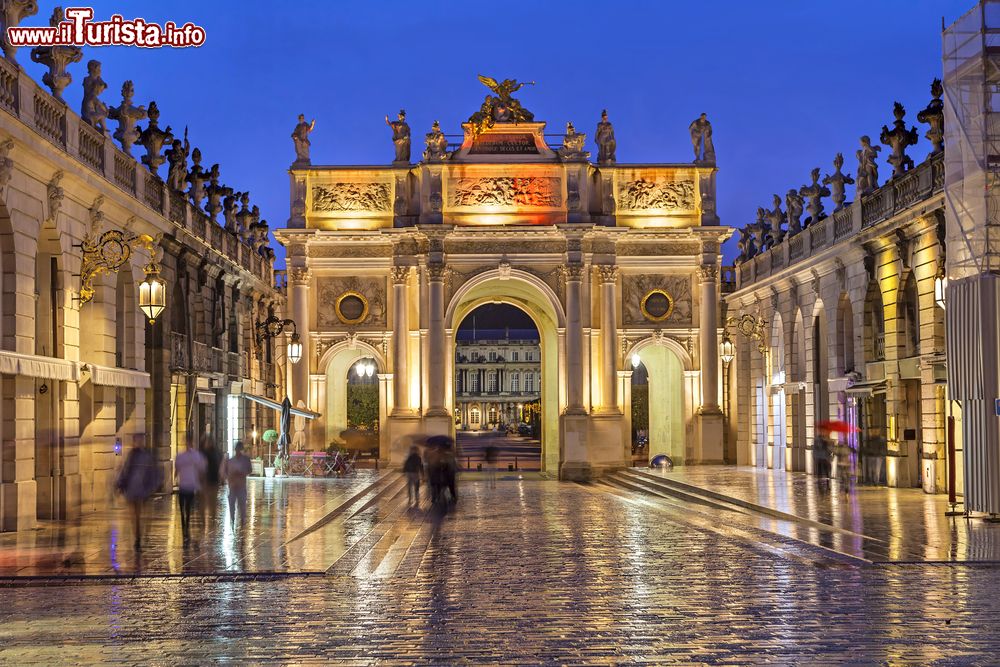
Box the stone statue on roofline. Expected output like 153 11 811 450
735 226 754 263
236 192 253 241
0 0 39 62
186 148 210 207
822 152 854 212
223 191 239 232
109 80 146 155
291 114 315 166
749 215 767 253
764 194 786 245
688 113 715 163
558 121 589 161
423 120 448 161
785 188 804 235
137 101 173 174
799 167 830 225
30 7 82 101
595 109 616 165
855 135 881 194
468 75 536 136
385 109 410 164
204 164 231 220
880 102 918 179
81 60 109 134
917 78 944 155
165 127 190 192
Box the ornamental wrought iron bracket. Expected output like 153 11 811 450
725 314 768 355
78 229 161 305
255 309 298 343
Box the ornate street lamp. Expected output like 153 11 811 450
719 336 735 367
138 262 166 324
287 333 303 365
256 311 302 364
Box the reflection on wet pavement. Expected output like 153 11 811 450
3 474 1000 662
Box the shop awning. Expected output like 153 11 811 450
86 364 151 388
0 350 79 381
845 379 887 397
241 392 320 419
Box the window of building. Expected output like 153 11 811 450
512 351 519 362
489 351 497 362
470 407 480 425
488 372 498 393
525 373 534 392
471 373 480 392
511 373 520 392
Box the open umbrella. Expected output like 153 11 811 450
277 396 292 462
817 419 857 434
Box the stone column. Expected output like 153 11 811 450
698 264 721 412
425 263 449 419
564 263 586 413
598 265 619 412
289 267 310 407
390 266 411 414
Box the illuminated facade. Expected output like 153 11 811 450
727 92 949 492
455 328 541 431
276 94 730 480
0 53 282 530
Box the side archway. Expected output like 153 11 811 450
319 339 388 452
627 337 691 464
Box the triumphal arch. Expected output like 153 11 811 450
275 77 730 479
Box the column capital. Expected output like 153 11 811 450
288 266 310 286
563 263 585 282
390 265 410 284
427 263 448 282
598 265 619 284
697 264 719 282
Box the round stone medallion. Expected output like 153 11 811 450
335 291 369 325
640 289 674 322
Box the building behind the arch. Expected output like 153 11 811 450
276 82 731 480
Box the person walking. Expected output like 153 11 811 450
199 424 221 523
174 439 207 546
484 444 498 489
403 445 424 507
220 441 252 527
116 438 161 552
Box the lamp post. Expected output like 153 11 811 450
935 266 947 310
256 312 302 364
720 335 735 462
138 261 166 324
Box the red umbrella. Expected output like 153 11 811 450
817 419 857 434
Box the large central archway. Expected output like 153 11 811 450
446 270 564 475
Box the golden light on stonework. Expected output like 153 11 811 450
719 336 735 366
335 291 370 325
640 289 674 322
138 262 166 324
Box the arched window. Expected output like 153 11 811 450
901 273 920 358
837 294 855 374
864 281 885 362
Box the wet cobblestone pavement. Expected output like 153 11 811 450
3 476 1000 663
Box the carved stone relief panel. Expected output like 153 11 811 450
622 273 693 326
448 176 562 208
616 240 701 256
443 238 567 255
316 276 387 329
617 179 695 212
309 244 393 258
311 182 392 213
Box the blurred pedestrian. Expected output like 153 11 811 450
815 428 832 483
220 441 252 527
199 424 221 523
403 445 423 506
484 444 498 489
424 440 443 505
175 439 207 546
116 437 161 552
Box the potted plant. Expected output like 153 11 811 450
262 429 278 477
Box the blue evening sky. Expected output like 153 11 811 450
19 1 973 266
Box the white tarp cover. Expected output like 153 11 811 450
88 364 151 388
0 350 79 381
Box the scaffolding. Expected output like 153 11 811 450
945 1 1000 514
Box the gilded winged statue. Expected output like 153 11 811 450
468 75 536 136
